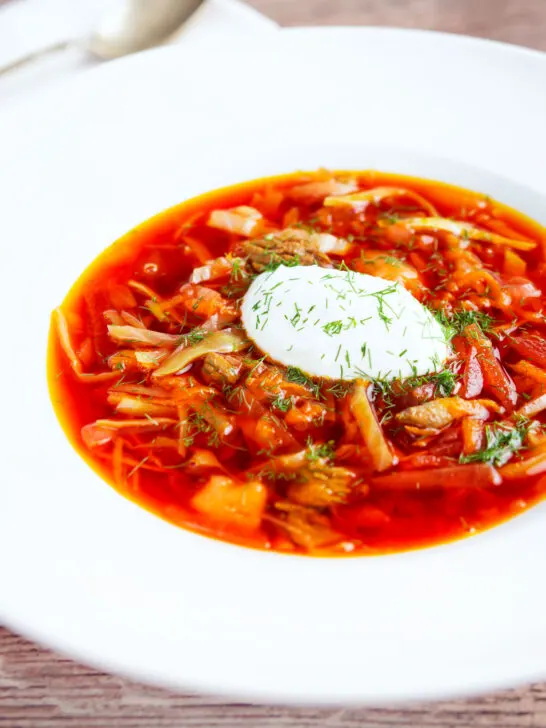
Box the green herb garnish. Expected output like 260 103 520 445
271 393 292 412
305 437 336 462
432 308 494 342
285 366 321 398
460 420 529 467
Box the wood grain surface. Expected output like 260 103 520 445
2 1 546 726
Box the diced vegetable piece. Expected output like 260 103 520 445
501 277 541 302
107 283 137 310
55 307 86 376
461 346 484 398
54 308 119 383
524 421 546 448
198 401 235 439
509 335 546 369
399 453 457 470
178 283 237 320
500 447 546 479
324 186 438 216
128 279 162 300
191 475 267 529
245 363 312 402
503 249 527 276
145 298 168 322
272 505 344 548
404 425 443 439
202 352 243 386
184 449 226 475
107 325 180 347
396 397 494 429
135 349 169 369
81 417 176 448
372 463 501 489
353 250 421 291
107 392 177 418
190 256 245 284
207 206 263 237
108 348 168 372
288 179 358 205
510 360 546 384
112 383 172 398
463 324 517 410
120 311 148 328
103 309 125 326
153 329 248 378
461 422 526 466
287 464 355 507
90 417 176 430
461 417 485 455
262 450 308 473
81 423 117 448
284 400 330 430
516 392 546 418
310 232 352 255
350 380 398 471
138 437 180 451
253 413 298 450
398 218 536 251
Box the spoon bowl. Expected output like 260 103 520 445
88 0 206 59
0 0 206 76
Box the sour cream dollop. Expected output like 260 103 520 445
241 264 449 381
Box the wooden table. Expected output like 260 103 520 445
2 1 546 725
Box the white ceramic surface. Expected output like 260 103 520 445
1 28 546 705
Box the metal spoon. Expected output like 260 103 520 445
0 0 205 77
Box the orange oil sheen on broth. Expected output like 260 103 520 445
48 170 546 556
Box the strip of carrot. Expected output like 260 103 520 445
501 448 546 479
461 417 485 455
462 346 484 398
128 279 163 301
112 436 125 485
510 360 546 384
463 324 517 410
120 311 147 328
181 235 213 265
516 392 546 418
372 463 501 489
55 308 120 383
504 249 527 276
509 335 546 369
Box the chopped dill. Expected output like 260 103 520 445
271 393 292 412
305 437 336 462
460 420 529 467
432 308 494 341
326 381 353 398
179 326 207 347
322 320 343 336
127 456 149 479
285 366 321 398
229 257 246 281
261 255 301 273
371 366 459 407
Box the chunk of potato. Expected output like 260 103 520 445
192 475 267 530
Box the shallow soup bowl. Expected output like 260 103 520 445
1 28 546 704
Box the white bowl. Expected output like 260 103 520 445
1 28 546 705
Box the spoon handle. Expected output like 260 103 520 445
0 40 73 78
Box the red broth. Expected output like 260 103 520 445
48 170 546 555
